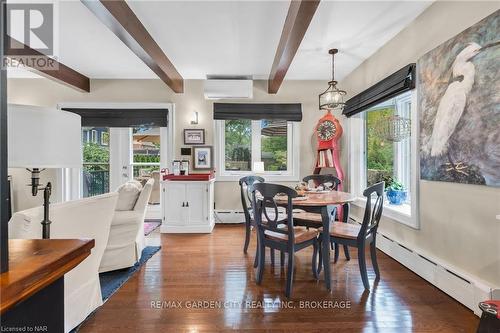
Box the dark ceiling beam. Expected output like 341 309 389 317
268 0 320 94
5 36 90 93
81 0 184 93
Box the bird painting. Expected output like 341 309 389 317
419 10 500 186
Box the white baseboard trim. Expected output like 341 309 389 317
214 210 245 224
374 230 495 316
160 222 215 233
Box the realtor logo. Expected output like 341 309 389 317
3 2 58 70
7 3 54 54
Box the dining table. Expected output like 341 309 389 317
275 190 357 290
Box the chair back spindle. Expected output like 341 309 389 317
359 182 385 240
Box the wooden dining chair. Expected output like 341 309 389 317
239 175 265 254
303 174 341 190
239 176 284 268
294 174 350 261
294 174 342 227
252 183 319 298
319 182 384 291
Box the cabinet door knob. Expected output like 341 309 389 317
182 202 185 207
186 202 189 207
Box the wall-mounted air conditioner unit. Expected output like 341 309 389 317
204 79 253 100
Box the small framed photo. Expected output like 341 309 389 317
184 129 205 145
193 146 213 170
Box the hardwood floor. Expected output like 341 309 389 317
79 224 479 332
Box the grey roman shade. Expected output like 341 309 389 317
343 64 416 117
213 103 302 122
61 108 169 127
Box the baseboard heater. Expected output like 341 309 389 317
214 210 245 224
362 222 497 316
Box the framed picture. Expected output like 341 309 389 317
193 146 213 170
184 129 205 145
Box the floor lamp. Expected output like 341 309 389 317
7 104 82 239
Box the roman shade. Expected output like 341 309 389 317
213 103 302 122
342 64 416 117
61 108 169 127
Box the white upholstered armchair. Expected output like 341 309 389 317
8 192 119 333
99 179 153 273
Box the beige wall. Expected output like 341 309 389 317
7 0 499 287
342 1 500 286
7 78 346 211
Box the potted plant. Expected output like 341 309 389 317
386 179 407 205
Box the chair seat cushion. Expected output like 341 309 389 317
319 222 360 240
265 226 318 244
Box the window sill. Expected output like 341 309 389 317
352 197 414 227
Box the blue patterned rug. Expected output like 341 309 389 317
71 246 161 332
99 246 161 301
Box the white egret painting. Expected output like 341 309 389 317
419 10 500 186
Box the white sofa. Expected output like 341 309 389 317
99 179 153 273
8 192 118 333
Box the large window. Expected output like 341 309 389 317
216 119 298 181
349 90 418 228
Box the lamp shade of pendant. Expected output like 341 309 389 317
8 104 82 169
319 80 346 111
318 49 346 111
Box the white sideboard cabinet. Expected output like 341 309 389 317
161 179 215 233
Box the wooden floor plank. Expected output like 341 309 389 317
79 225 478 332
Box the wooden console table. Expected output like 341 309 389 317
1 239 94 332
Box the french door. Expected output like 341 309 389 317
63 126 167 203
110 127 168 190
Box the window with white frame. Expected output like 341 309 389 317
349 90 419 228
215 119 299 181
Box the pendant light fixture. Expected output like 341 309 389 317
319 49 346 111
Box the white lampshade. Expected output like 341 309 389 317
253 161 265 174
8 104 82 169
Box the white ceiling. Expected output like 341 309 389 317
8 0 432 81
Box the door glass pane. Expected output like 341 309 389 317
224 120 251 171
261 120 287 171
82 127 110 197
132 126 161 185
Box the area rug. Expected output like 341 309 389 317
71 246 161 332
99 246 161 301
144 219 161 236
